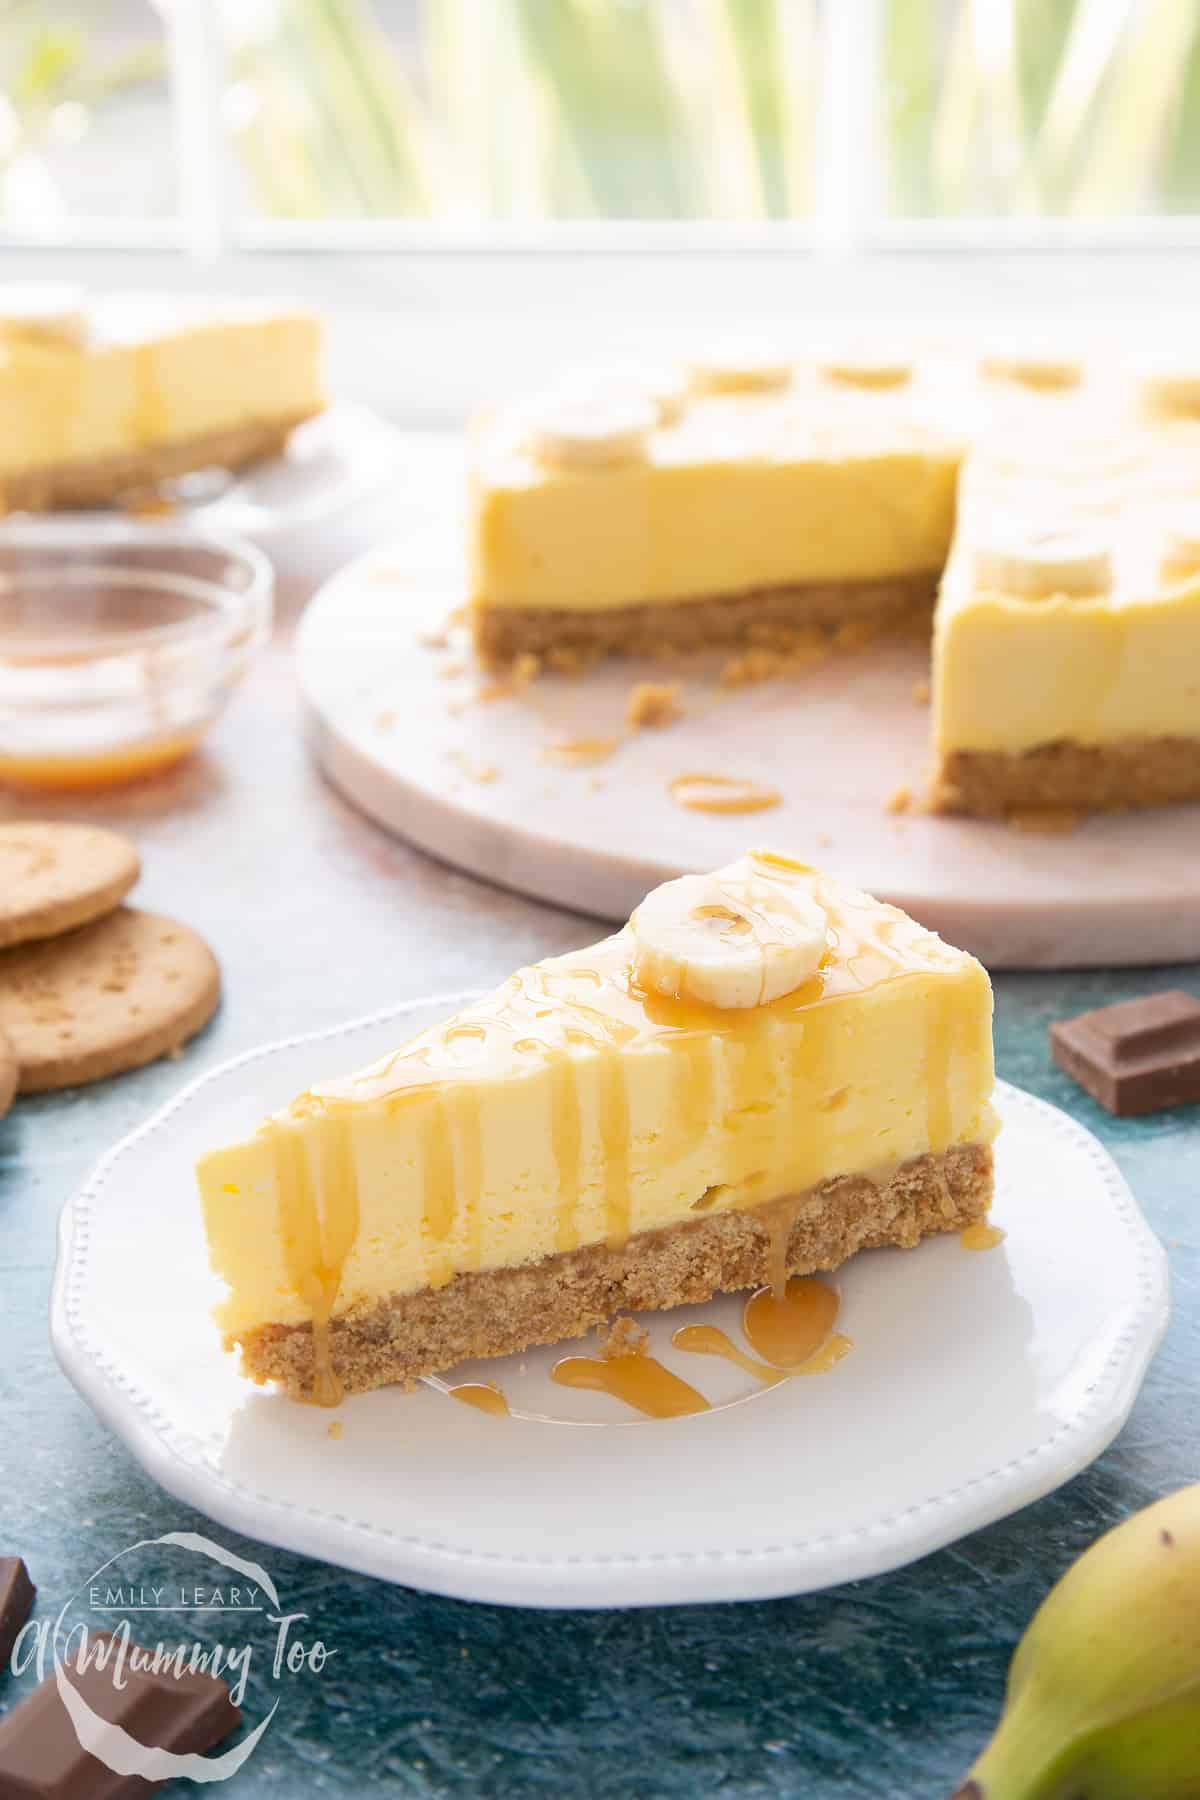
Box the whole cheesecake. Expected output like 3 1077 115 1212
468 343 1200 816
197 851 998 1404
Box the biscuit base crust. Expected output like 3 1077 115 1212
235 1142 993 1401
933 737 1200 815
0 410 320 514
472 571 940 666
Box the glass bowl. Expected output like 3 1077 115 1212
0 522 273 789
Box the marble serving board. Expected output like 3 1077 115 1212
296 439 1200 970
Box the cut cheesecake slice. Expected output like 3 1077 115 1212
0 285 324 513
932 421 1200 814
469 353 963 666
198 851 998 1403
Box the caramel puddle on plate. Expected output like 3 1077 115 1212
542 736 622 768
551 1350 710 1418
668 772 781 815
960 1221 1007 1252
671 1325 784 1387
449 1382 510 1417
742 1276 852 1373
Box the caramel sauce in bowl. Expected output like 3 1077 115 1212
0 521 272 790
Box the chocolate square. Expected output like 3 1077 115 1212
1050 989 1200 1115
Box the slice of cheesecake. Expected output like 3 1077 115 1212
198 851 998 1404
0 284 324 513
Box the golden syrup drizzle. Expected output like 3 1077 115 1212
925 985 954 1156
759 1194 807 1301
598 1047 632 1246
668 773 782 814
552 1351 710 1419
743 1276 841 1368
549 1051 583 1253
542 736 621 766
796 1334 854 1375
671 1325 784 1386
270 1120 359 1408
961 1221 1006 1251
449 1382 510 1416
421 1098 456 1241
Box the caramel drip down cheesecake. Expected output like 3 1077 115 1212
198 852 998 1404
469 344 1200 816
0 283 324 513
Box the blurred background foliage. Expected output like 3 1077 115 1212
2 0 1200 226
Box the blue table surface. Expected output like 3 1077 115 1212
1 621 1197 1800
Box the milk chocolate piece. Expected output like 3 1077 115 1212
0 1557 35 1675
1051 989 1200 1116
0 1630 240 1797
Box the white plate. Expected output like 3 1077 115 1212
51 994 1168 1609
35 405 407 547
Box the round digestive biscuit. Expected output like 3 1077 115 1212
0 823 140 949
0 1027 14 1120
0 907 220 1092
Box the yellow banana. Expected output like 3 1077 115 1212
956 1483 1200 1799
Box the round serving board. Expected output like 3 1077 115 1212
296 432 1200 969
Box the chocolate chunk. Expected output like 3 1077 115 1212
1051 989 1200 1116
0 1558 35 1676
0 1630 240 1797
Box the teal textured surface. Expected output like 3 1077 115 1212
0 633 1196 1796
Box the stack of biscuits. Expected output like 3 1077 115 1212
0 823 220 1116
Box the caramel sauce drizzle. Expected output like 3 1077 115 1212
271 1117 360 1408
449 1382 510 1416
551 1351 710 1419
543 736 621 766
668 772 782 814
960 1221 1006 1251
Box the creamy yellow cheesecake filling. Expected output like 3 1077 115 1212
0 295 323 477
198 852 997 1343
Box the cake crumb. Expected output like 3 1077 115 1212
885 784 914 815
912 680 931 705
447 750 500 784
626 681 684 729
601 1317 649 1359
327 1420 344 1440
478 652 540 702
438 658 467 680
374 708 396 732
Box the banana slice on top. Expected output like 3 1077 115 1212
1141 364 1200 417
979 348 1083 390
687 342 793 395
631 869 828 1010
527 391 658 470
1160 504 1200 580
970 525 1113 599
0 281 88 349
552 358 689 427
819 350 912 389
